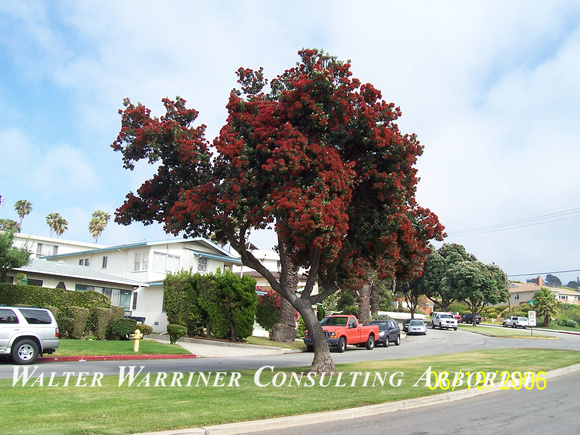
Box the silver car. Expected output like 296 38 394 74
406 319 427 335
0 307 60 364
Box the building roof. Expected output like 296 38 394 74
40 236 240 262
15 259 148 288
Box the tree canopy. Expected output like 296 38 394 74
0 231 32 282
112 49 444 372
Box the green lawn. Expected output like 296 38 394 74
458 324 558 338
53 339 191 356
3 348 579 434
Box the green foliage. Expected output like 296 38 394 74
89 307 113 340
316 305 325 321
0 231 31 281
533 287 560 327
336 292 356 311
0 284 111 314
67 307 89 339
256 289 281 332
340 305 359 317
296 316 306 338
164 269 258 341
447 302 468 314
110 318 137 340
556 318 577 328
167 324 187 344
135 323 153 336
200 269 258 341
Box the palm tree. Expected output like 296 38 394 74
14 200 32 229
0 218 21 232
54 216 68 238
534 287 560 327
88 210 111 243
46 213 68 238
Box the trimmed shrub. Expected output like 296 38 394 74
67 306 89 339
167 324 187 344
89 307 113 340
135 323 153 336
256 289 281 332
110 318 137 340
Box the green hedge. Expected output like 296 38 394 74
0 284 112 313
167 324 187 344
67 306 89 339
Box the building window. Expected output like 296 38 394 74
56 281 67 290
152 252 181 273
134 252 148 272
514 294 520 300
132 292 138 310
79 258 90 266
36 243 58 258
197 257 208 272
75 284 88 292
102 256 108 269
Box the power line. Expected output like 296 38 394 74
507 269 580 277
447 207 580 237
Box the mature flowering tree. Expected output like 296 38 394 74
112 49 444 373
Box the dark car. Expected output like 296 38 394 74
461 313 481 324
402 318 412 332
368 319 400 347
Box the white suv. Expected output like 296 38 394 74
432 313 458 330
503 316 529 329
0 306 60 364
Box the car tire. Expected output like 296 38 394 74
395 335 400 345
431 322 435 329
337 337 346 353
365 335 375 350
424 331 427 335
384 337 389 347
306 345 314 352
454 327 457 331
11 339 39 365
503 323 507 327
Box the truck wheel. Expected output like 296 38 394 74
503 323 507 327
454 327 457 331
431 322 435 329
11 339 39 365
306 345 314 352
337 337 346 353
395 335 400 346
365 335 375 350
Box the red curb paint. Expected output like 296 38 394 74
39 354 197 362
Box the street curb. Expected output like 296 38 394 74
39 353 197 362
136 363 580 435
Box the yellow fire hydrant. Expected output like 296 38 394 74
130 329 144 352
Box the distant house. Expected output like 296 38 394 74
509 276 580 306
40 237 242 332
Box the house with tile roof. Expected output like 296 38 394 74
508 276 580 306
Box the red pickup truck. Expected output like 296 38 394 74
303 315 380 353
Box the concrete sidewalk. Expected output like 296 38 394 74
148 334 298 358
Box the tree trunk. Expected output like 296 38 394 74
370 278 380 317
271 260 298 343
358 282 371 324
271 298 296 343
297 298 336 374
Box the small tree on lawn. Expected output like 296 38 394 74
533 287 560 327
111 49 444 373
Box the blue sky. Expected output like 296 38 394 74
1 1 580 284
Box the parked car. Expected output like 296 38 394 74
431 313 458 330
503 316 529 328
461 313 482 324
406 319 427 335
0 306 60 364
368 319 400 347
402 318 412 332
